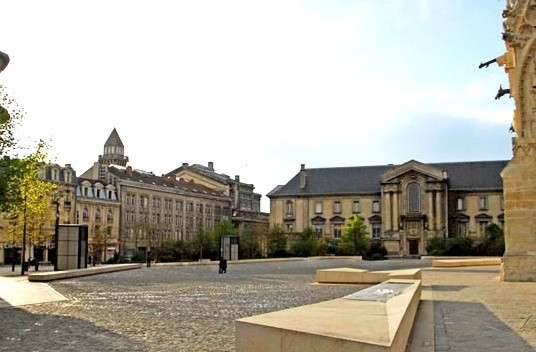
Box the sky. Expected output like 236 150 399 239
1 0 514 212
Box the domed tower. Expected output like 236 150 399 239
98 128 129 167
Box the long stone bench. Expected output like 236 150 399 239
432 257 502 268
28 263 142 282
316 267 422 284
236 279 421 352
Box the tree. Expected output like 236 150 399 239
267 224 287 257
338 215 369 256
3 142 56 271
0 85 25 211
239 231 262 259
483 223 505 256
290 227 317 257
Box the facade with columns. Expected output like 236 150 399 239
268 160 507 256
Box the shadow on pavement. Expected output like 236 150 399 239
0 307 146 352
433 300 534 352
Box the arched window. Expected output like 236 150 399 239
95 208 101 222
82 208 89 221
407 183 421 213
107 209 113 223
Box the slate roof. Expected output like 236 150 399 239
104 128 124 148
165 163 232 184
107 166 229 199
267 160 509 197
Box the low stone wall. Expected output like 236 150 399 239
236 279 421 352
28 263 142 282
432 257 502 268
316 267 421 284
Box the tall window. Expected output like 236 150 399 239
456 222 467 237
407 183 420 212
334 201 342 214
315 201 323 214
286 200 294 215
479 196 488 210
314 225 323 237
372 201 380 213
95 208 101 222
353 200 361 213
456 197 465 211
333 224 342 238
372 223 381 239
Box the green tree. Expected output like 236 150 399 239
290 227 317 257
239 231 262 259
192 230 217 260
338 215 369 256
4 142 56 267
483 223 505 256
0 85 25 211
267 224 287 257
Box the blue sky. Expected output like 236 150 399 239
1 1 513 212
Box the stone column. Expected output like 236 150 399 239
393 191 399 231
428 191 434 230
383 190 392 231
435 191 442 231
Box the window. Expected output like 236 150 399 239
334 201 341 214
82 208 89 221
353 201 361 213
478 220 489 236
456 197 465 211
456 222 467 237
315 201 323 214
107 209 113 223
407 183 421 212
333 224 342 239
95 208 101 222
372 223 381 239
286 200 294 215
372 201 380 213
285 223 294 232
479 196 488 210
314 225 323 237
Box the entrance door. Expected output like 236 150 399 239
408 240 419 255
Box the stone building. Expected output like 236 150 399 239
165 162 269 237
81 129 233 259
75 177 121 263
268 160 507 256
106 165 231 259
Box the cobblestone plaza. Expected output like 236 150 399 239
0 259 431 351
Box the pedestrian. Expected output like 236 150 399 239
219 258 227 273
147 250 152 268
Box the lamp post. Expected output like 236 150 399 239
20 195 27 276
53 199 60 271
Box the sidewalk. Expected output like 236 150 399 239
410 265 536 351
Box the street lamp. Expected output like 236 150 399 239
0 51 9 73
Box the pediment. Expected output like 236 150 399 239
329 215 345 223
311 216 326 223
381 159 445 183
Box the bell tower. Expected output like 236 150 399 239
98 128 129 167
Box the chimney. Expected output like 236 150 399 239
126 166 133 175
235 175 240 182
208 161 214 171
300 164 307 189
182 162 189 167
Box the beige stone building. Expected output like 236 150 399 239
81 129 233 259
165 162 269 238
268 160 507 256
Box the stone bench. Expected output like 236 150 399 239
236 279 421 352
432 257 502 268
28 263 142 282
316 267 421 284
